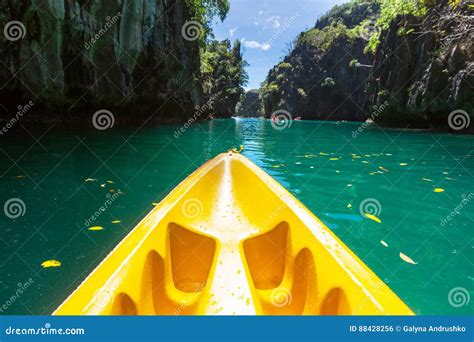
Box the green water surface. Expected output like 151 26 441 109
0 118 472 315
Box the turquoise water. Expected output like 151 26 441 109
0 118 472 315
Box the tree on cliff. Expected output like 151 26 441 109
201 39 248 117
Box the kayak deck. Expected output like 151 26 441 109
54 152 413 315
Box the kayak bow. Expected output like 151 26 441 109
54 152 413 315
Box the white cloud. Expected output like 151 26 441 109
229 27 238 38
265 16 281 29
241 38 271 51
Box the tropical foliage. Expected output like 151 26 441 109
201 40 248 117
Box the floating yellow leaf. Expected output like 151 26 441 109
109 189 115 193
380 240 388 247
107 180 114 184
111 220 121 224
422 178 433 182
379 166 389 172
100 183 106 188
41 260 61 268
365 213 382 223
85 178 97 182
329 157 340 161
434 188 445 193
399 163 408 166
362 161 369 164
399 252 417 264
88 226 104 231
347 203 352 208
319 152 329 156
15 175 27 179
152 202 159 206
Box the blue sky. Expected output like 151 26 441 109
212 0 348 90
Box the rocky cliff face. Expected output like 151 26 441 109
236 89 260 117
260 0 473 132
261 36 374 121
366 0 473 130
260 0 379 121
0 0 203 124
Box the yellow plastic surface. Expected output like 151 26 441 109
54 152 413 315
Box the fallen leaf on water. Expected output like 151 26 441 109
15 175 27 179
379 166 389 172
88 226 104 231
434 188 445 193
319 152 329 156
422 178 433 182
399 163 408 166
335 170 340 173
295 162 302 165
272 165 282 168
152 202 159 206
330 157 340 161
41 260 61 268
362 161 369 164
111 220 121 224
347 203 352 208
365 213 382 223
381 240 388 247
109 189 115 193
100 183 106 188
107 180 114 184
399 252 417 264
85 178 97 182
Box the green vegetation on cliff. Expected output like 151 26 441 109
201 39 248 117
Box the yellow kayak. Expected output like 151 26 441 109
54 152 413 315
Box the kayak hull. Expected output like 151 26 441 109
54 152 413 315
